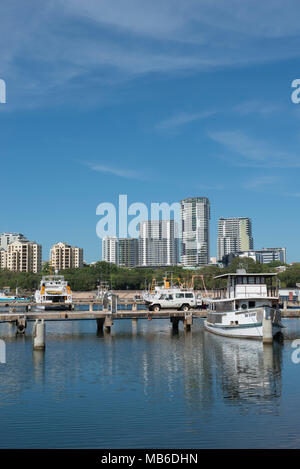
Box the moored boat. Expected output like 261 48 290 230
204 269 284 341
0 287 30 305
34 275 72 310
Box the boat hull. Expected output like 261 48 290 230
36 304 72 311
204 320 282 340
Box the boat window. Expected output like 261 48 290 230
243 277 247 284
241 303 248 309
249 277 255 284
249 301 256 308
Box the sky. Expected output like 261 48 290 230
1 0 300 262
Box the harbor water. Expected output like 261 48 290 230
0 317 300 448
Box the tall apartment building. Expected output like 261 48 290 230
217 217 253 261
0 232 27 250
118 238 139 268
102 237 118 264
138 220 179 267
6 240 42 273
180 197 210 267
50 242 83 270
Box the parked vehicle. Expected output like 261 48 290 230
148 291 196 312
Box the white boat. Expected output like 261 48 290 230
34 275 72 310
0 288 30 304
204 269 284 341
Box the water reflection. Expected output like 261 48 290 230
204 331 282 412
0 318 298 448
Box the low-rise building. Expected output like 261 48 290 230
222 247 287 266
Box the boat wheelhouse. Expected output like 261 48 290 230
204 269 283 341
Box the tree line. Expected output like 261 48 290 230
0 257 298 294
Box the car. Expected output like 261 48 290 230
148 291 196 312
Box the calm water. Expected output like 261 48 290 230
0 317 300 449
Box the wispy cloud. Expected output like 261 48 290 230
2 1 300 108
243 175 279 190
86 162 143 180
233 100 281 116
155 110 215 131
208 129 300 168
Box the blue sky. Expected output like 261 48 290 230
1 0 300 262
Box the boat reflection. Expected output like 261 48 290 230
203 331 282 411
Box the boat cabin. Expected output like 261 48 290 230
210 269 278 312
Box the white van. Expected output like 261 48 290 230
148 291 196 312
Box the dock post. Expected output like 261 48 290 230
132 318 138 333
104 315 113 333
170 317 180 333
96 318 104 334
33 319 46 351
16 317 27 335
184 313 193 331
263 317 273 343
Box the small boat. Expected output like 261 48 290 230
204 269 284 341
0 288 30 305
34 275 72 310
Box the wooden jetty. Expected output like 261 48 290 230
0 296 299 350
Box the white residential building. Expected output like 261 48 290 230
50 242 83 270
6 240 42 273
138 220 179 267
180 197 210 267
218 217 253 261
102 237 118 264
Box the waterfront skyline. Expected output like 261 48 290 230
1 2 300 263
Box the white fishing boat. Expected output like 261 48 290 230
34 275 72 310
204 269 284 341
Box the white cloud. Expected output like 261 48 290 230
86 162 143 179
243 175 279 190
155 110 215 130
208 129 300 168
1 1 300 108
